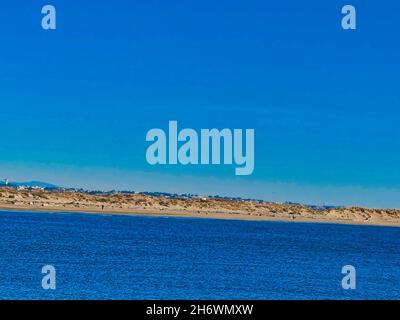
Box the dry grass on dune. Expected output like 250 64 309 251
0 187 399 226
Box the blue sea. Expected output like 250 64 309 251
0 210 399 299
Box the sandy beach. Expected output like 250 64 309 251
0 187 399 227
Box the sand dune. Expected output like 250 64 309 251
0 187 399 227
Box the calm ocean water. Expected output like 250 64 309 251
0 210 399 299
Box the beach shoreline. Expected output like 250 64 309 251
0 201 399 228
1 187 399 227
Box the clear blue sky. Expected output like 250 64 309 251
0 0 399 207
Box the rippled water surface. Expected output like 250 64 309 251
0 210 399 299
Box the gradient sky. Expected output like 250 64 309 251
0 0 399 207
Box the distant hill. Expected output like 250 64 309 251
0 180 59 189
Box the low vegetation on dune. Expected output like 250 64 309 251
0 187 399 226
